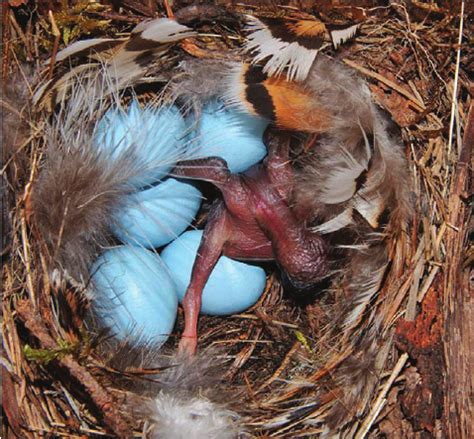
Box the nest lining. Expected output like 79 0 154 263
2 1 472 438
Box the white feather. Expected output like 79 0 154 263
245 17 324 82
312 208 354 234
133 18 196 42
52 38 122 64
330 24 360 49
147 392 240 439
353 192 385 228
319 146 369 204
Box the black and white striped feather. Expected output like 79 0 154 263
34 18 195 108
244 16 360 82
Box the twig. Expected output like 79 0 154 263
355 353 409 439
20 151 42 308
120 0 155 17
93 11 141 24
164 0 174 18
447 0 465 157
405 251 425 321
266 348 352 404
343 58 426 111
234 313 299 329
417 266 440 302
16 300 133 438
1 0 10 92
256 341 300 393
48 11 61 80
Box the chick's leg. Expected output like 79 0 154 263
179 202 231 355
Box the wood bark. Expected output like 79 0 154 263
443 99 473 439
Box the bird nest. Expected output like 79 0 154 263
2 1 472 438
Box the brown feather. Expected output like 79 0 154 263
96 344 243 439
30 72 148 280
34 18 195 109
293 55 412 233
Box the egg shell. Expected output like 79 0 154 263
95 100 187 188
187 101 268 173
113 178 202 248
90 246 178 345
161 230 267 315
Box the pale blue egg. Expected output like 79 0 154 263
187 101 268 173
113 178 202 248
90 246 178 345
95 100 187 188
161 230 267 315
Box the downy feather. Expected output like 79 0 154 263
30 69 194 281
146 352 242 439
105 347 243 439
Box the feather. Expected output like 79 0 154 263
293 56 412 232
35 18 196 109
97 345 243 439
318 145 369 204
173 56 411 233
148 393 240 439
50 38 124 63
244 16 326 82
33 63 98 108
30 69 194 281
2 68 38 256
224 62 333 132
312 208 354 234
244 16 360 82
31 76 137 280
352 192 385 228
170 58 238 115
145 351 242 439
342 244 388 331
328 23 360 49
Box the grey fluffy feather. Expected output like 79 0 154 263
169 58 239 115
2 71 36 252
294 58 411 432
145 352 242 438
295 56 412 232
104 348 243 438
31 73 156 281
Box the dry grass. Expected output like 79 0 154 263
2 1 472 437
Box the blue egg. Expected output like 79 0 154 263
90 246 178 345
187 101 268 173
95 100 187 188
161 230 267 315
112 178 202 248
